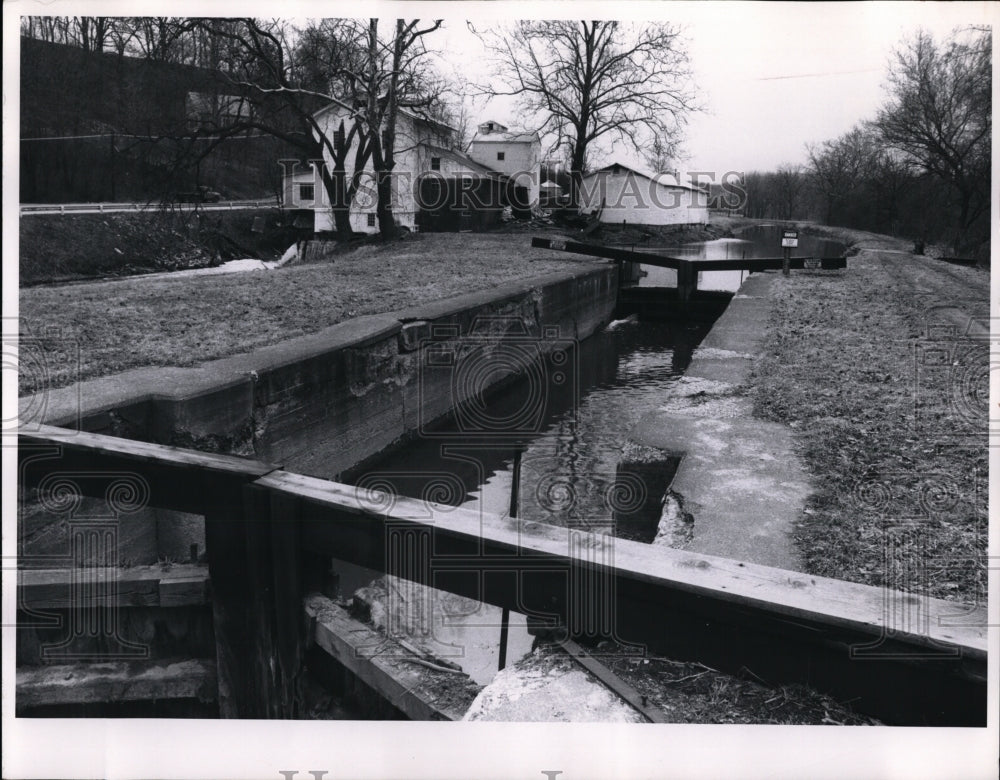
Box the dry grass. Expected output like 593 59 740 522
18 231 580 395
600 645 877 725
749 230 988 603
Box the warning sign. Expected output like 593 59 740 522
781 230 799 248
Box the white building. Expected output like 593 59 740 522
281 98 459 233
579 161 710 226
468 120 541 207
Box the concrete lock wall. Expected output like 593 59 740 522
21 264 618 566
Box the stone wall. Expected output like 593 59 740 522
21 264 618 565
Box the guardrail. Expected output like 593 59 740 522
17 424 987 723
19 200 275 216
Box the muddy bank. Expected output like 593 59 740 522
590 220 732 246
20 208 295 284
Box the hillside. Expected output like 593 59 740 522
19 37 301 203
19 208 298 284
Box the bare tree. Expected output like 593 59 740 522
186 17 386 236
473 20 698 203
807 125 882 225
874 27 990 251
21 15 114 51
345 18 444 239
644 134 676 175
773 163 804 221
293 19 378 235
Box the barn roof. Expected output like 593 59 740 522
421 144 502 176
471 128 540 144
312 97 457 134
584 161 708 192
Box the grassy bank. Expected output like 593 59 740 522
747 224 988 603
18 232 578 395
20 208 295 284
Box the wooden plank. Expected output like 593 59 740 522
531 236 683 268
241 485 304 718
676 261 697 302
19 426 279 516
203 479 254 719
16 658 216 708
20 424 277 478
688 256 847 272
259 469 986 725
530 237 845 273
557 638 669 723
304 594 479 721
159 575 210 607
203 483 306 719
18 564 209 608
259 470 985 658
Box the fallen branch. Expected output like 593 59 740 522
400 656 469 676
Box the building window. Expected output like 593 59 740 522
367 214 376 227
431 157 441 171
298 183 315 201
497 151 505 161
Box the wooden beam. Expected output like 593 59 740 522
530 236 846 273
18 564 209 609
20 424 276 478
14 428 987 724
258 469 986 725
305 594 480 721
203 484 317 719
16 658 216 708
684 256 847 272
557 638 670 723
203 479 252 718
531 236 683 268
17 427 278 718
676 261 697 302
238 485 308 719
19 425 279 516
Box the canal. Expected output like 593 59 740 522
329 305 714 688
323 225 846 692
638 223 848 291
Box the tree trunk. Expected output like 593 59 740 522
322 166 353 237
376 170 397 240
568 143 587 208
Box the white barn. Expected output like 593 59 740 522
580 161 709 226
468 120 541 206
281 98 459 233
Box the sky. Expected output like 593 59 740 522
10 0 995 177
431 1 995 175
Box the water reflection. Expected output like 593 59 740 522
335 317 711 685
345 317 708 527
638 224 848 291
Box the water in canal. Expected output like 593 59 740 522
328 305 715 685
328 225 847 689
639 223 847 291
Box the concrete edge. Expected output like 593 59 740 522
391 263 609 322
628 271 811 569
22 265 613 430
